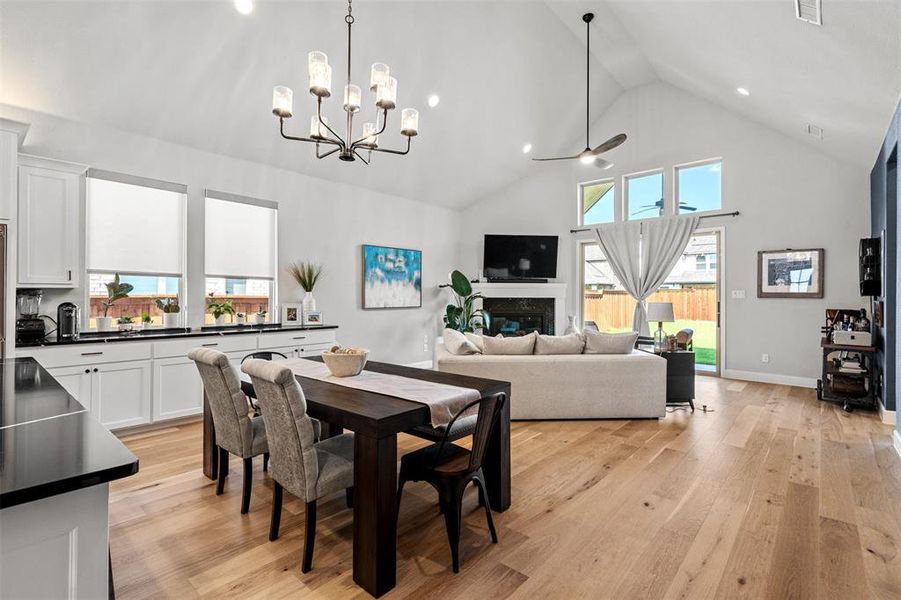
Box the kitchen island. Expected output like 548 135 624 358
0 357 138 599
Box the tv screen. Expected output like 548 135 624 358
483 235 559 280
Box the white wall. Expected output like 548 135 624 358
461 82 870 384
2 105 459 365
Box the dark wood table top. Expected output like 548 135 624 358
240 357 510 438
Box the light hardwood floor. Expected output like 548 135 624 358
109 377 901 599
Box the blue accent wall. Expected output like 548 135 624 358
871 97 900 420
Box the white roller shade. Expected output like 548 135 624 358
205 195 277 279
86 176 186 275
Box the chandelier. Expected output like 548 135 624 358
270 0 419 164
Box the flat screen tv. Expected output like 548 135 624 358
483 235 559 280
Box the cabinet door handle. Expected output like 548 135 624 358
84 368 90 374
68 270 72 281
81 351 103 356
201 342 218 347
292 336 307 340
93 368 98 373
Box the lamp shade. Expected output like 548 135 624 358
647 302 675 323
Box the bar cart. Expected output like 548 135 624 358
816 337 877 412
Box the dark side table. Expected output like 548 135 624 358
656 350 695 411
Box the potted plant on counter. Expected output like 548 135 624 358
235 312 246 325
98 273 133 331
207 294 235 325
117 315 134 332
155 297 180 329
253 306 268 325
443 270 484 333
140 312 152 329
289 261 323 314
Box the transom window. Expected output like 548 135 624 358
580 179 615 225
626 171 664 220
676 159 722 214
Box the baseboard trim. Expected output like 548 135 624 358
879 403 897 426
721 369 817 389
893 429 901 459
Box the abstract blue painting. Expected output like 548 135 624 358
362 245 422 309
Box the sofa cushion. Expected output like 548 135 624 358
535 333 585 355
482 331 537 355
464 331 484 353
443 328 481 355
583 330 639 354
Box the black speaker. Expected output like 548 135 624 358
859 237 881 296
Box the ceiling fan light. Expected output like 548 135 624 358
370 63 390 92
272 86 293 118
580 154 596 165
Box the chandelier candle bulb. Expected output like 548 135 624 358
362 122 379 146
310 115 330 139
343 84 362 113
308 51 332 97
271 86 293 118
376 76 397 109
370 63 390 92
400 108 419 136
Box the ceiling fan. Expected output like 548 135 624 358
633 199 698 216
533 13 627 169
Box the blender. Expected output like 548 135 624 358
16 289 46 344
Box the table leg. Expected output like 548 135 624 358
482 390 511 512
353 433 397 597
202 392 218 480
323 422 344 439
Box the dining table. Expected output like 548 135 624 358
201 356 511 598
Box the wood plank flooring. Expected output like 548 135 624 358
109 377 901 599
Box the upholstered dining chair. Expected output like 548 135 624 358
396 392 506 573
189 347 269 514
239 351 322 440
241 359 355 573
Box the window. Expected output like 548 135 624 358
676 159 722 214
86 171 186 328
205 191 277 324
695 255 707 271
580 179 615 225
626 171 664 220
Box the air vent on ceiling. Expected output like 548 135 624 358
795 0 822 25
806 123 824 139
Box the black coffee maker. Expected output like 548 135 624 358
57 302 80 340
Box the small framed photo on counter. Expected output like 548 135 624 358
281 303 302 325
303 310 322 326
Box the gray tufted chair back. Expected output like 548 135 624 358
189 347 256 458
241 359 320 501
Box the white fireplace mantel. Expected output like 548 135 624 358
471 282 567 334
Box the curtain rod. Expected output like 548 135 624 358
569 210 740 234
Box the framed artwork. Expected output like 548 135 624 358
757 248 824 298
362 244 422 309
281 303 302 324
303 310 322 325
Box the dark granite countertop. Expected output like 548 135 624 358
16 323 339 348
0 357 139 509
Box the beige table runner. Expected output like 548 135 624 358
284 359 480 428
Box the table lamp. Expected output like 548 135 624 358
647 302 675 352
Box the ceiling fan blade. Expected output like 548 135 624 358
681 206 698 211
591 133 627 155
594 157 614 169
532 154 581 162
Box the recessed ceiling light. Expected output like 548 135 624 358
736 87 750 96
427 94 440 108
522 143 532 154
234 0 253 15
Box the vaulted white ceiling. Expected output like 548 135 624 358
1 1 899 210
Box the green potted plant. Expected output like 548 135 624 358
117 315 134 332
140 311 152 329
207 294 235 326
98 273 133 331
155 297 180 329
443 270 484 333
289 261 323 313
254 305 268 325
235 312 246 325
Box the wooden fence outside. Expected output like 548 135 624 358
583 287 717 330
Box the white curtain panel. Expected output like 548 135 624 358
595 215 699 336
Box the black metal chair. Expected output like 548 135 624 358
396 393 506 573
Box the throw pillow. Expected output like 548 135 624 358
535 333 585 355
583 330 638 354
464 331 485 353
442 328 480 355
482 331 537 355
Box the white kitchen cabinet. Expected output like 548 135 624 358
17 155 86 287
47 359 151 429
152 356 204 421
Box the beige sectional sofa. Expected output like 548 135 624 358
435 344 666 420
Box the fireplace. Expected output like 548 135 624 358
482 297 555 336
